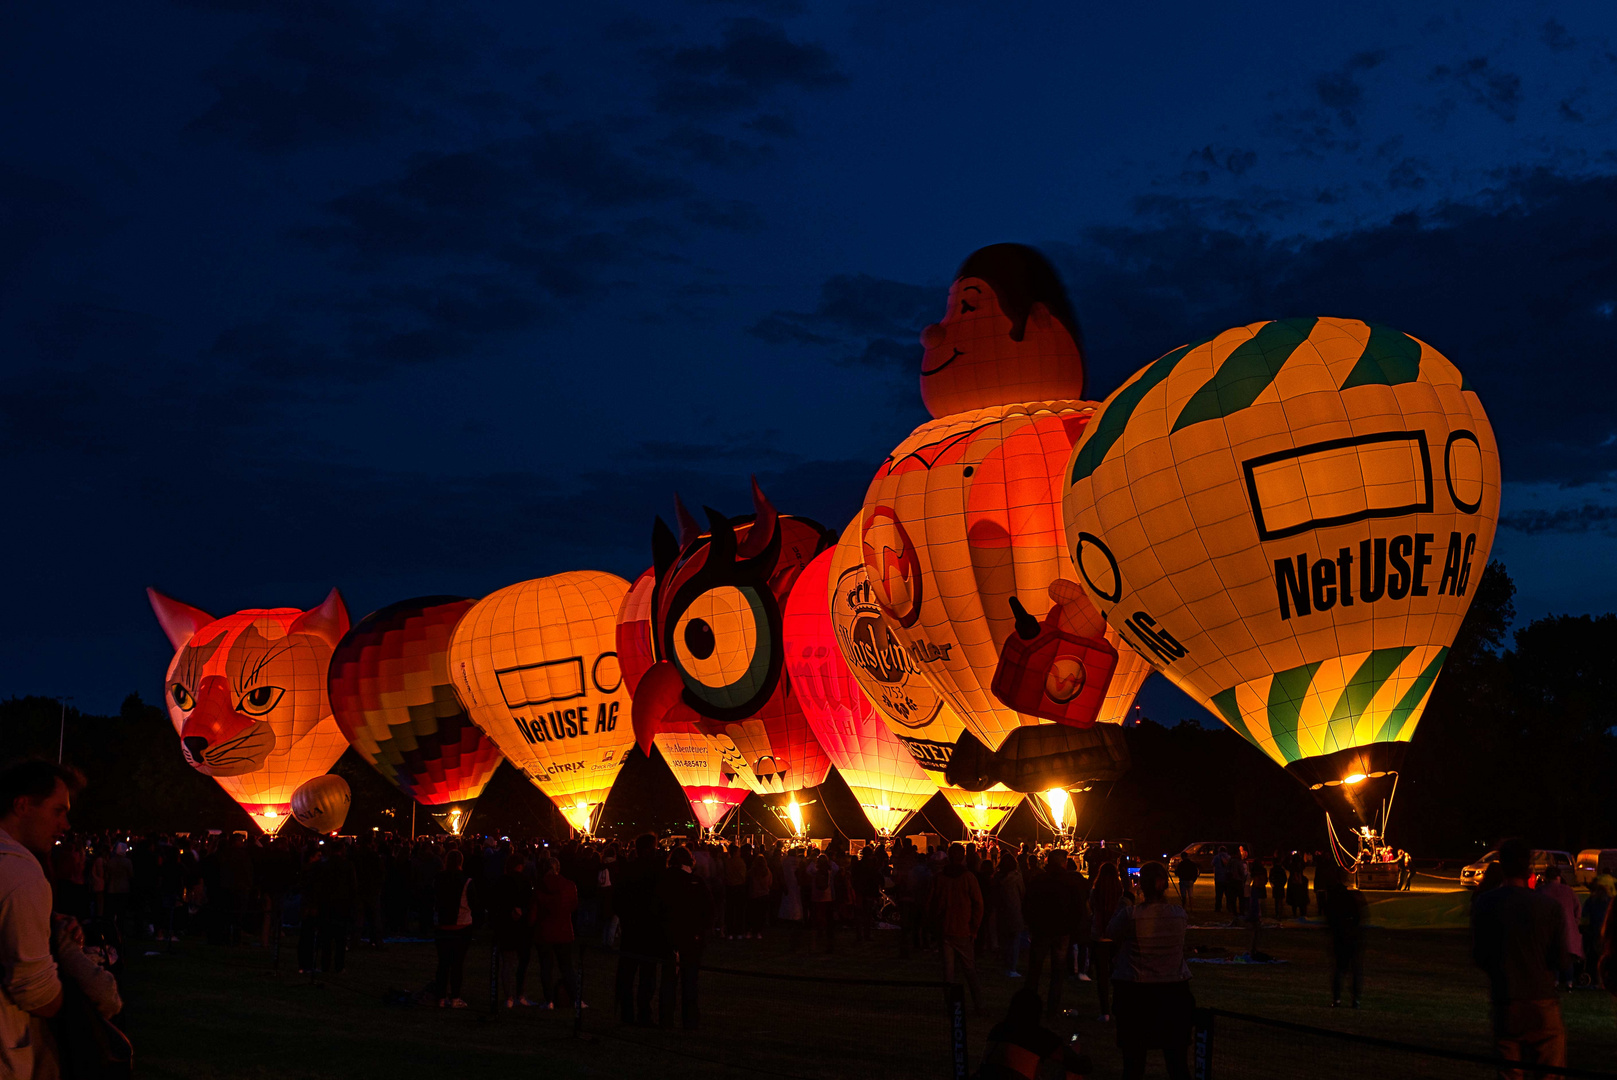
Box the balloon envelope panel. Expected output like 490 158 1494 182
785 547 935 834
449 572 635 833
1062 317 1500 791
328 596 503 807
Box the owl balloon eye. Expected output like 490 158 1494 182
669 585 774 713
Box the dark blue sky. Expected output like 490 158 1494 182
4 1 1616 715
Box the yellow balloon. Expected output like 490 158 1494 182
1062 317 1500 829
448 571 635 834
940 785 1024 836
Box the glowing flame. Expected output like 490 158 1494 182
559 800 594 835
785 796 805 837
1040 788 1071 831
1343 773 1367 785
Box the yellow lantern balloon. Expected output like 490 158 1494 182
448 571 635 834
290 774 351 834
1062 317 1500 835
856 243 1146 797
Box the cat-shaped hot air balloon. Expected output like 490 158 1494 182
148 587 352 833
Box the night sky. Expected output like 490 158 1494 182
5 2 1616 716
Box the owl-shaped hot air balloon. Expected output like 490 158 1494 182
783 547 937 835
856 244 1142 807
1062 317 1500 844
626 483 834 825
148 588 352 834
327 596 504 820
448 572 635 834
618 568 761 833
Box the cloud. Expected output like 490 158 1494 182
184 2 472 151
0 166 103 284
1180 145 1258 186
648 18 846 118
1501 503 1617 535
748 272 936 368
1541 19 1575 53
1262 51 1385 156
1314 50 1386 126
1430 57 1523 122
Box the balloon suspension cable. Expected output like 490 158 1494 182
1325 813 1359 871
916 808 956 844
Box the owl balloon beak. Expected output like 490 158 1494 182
632 661 687 756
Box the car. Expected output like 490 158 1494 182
1172 842 1245 873
1575 848 1617 888
1460 848 1575 888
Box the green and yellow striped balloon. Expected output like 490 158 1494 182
1061 317 1499 830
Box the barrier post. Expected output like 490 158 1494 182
945 982 967 1080
1192 1008 1215 1080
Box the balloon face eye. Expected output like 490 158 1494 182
238 685 285 716
171 683 194 711
669 585 774 712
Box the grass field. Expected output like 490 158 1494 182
121 879 1616 1080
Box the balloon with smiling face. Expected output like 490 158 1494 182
856 244 1144 800
148 587 352 834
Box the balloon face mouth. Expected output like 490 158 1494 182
919 347 965 377
181 718 275 776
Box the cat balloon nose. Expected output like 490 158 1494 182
183 736 209 760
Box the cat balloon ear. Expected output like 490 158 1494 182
290 588 350 649
147 588 215 651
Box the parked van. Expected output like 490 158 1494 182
1575 848 1617 888
1461 848 1574 888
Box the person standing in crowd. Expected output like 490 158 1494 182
932 843 985 1015
296 846 324 975
853 844 885 944
977 987 1092 1080
535 856 582 1012
1022 849 1078 1018
320 841 357 974
1398 849 1414 891
1210 847 1229 914
1286 853 1310 918
615 833 667 1026
0 761 122 1079
1472 838 1568 1076
492 852 537 1008
432 848 476 1008
1172 852 1198 911
996 853 1027 978
1090 861 1124 1023
1269 853 1287 918
1227 848 1250 926
352 834 384 948
724 844 748 940
1320 864 1367 1007
658 846 712 1030
749 851 775 944
1107 861 1192 1080
1535 866 1582 989
1248 856 1268 923
1582 882 1610 991
777 845 806 951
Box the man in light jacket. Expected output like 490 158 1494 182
2 760 121 1079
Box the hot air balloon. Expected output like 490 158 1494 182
327 597 504 826
784 547 936 836
148 588 352 834
291 774 351 834
627 483 834 837
856 244 1140 811
618 569 760 835
824 525 1029 837
1062 316 1500 858
448 572 635 835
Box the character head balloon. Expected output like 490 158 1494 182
627 481 834 797
918 243 1087 419
148 587 352 833
1062 317 1500 836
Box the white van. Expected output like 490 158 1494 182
1575 848 1617 888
